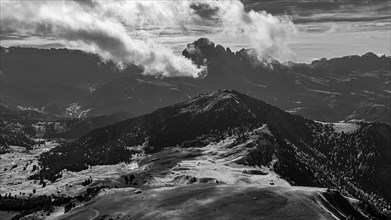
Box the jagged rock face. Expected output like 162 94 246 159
183 39 251 83
182 38 279 73
182 38 216 66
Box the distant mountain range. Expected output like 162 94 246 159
1 39 390 125
34 90 391 217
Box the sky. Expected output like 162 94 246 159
243 0 391 62
0 0 390 76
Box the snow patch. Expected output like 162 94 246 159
332 123 359 133
308 89 341 95
362 90 375 95
253 124 272 136
315 121 360 134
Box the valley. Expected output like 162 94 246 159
1 0 390 219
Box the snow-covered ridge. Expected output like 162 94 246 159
178 90 243 114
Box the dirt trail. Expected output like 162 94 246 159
89 208 100 220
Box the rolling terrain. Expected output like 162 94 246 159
2 90 385 219
0 126 381 219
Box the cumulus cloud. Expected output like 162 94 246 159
0 0 201 77
0 0 295 76
202 1 295 57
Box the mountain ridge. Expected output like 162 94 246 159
30 90 391 217
1 41 389 125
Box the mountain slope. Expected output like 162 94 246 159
0 120 35 153
72 89 310 152
33 90 391 217
58 184 366 220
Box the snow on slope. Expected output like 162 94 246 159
316 121 360 133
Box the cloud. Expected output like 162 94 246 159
210 1 295 58
0 0 202 77
242 0 391 36
0 0 295 76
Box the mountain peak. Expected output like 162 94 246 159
72 89 308 155
182 38 217 66
363 52 378 58
198 89 240 99
177 89 246 115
